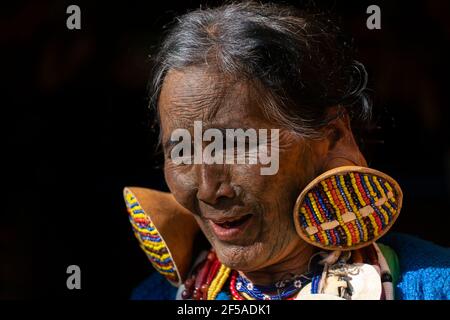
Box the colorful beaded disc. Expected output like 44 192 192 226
124 189 180 284
294 166 403 250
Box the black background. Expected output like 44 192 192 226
2 0 449 299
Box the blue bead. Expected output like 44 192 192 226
215 292 231 300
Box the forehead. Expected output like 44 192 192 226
158 67 265 130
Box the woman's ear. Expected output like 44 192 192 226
317 107 367 172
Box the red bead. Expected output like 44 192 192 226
192 289 201 300
201 284 209 293
206 259 221 285
229 271 244 300
207 252 216 261
185 278 194 290
181 290 191 300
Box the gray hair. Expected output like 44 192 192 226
149 1 371 138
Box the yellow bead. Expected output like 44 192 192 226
207 265 231 300
339 175 368 242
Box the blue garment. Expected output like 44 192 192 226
130 233 450 300
380 233 450 300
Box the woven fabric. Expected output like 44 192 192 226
380 233 450 300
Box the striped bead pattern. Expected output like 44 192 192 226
297 172 398 248
124 190 179 283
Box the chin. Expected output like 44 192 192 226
214 241 265 272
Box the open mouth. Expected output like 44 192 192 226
209 214 254 241
212 214 253 228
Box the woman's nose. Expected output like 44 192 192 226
196 165 236 205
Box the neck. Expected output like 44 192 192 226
240 240 316 287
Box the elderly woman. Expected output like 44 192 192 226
124 2 449 300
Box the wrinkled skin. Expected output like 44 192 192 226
158 66 366 285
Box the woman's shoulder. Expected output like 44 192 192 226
380 232 450 300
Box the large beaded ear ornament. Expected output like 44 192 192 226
293 166 403 251
123 187 200 286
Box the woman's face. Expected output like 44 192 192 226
159 67 321 271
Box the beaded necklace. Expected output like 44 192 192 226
182 251 231 300
182 247 391 300
180 241 393 300
182 249 320 300
229 270 312 300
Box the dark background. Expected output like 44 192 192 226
2 0 449 299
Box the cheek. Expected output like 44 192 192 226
164 162 198 212
279 140 316 192
255 144 315 231
230 164 261 192
232 164 295 232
